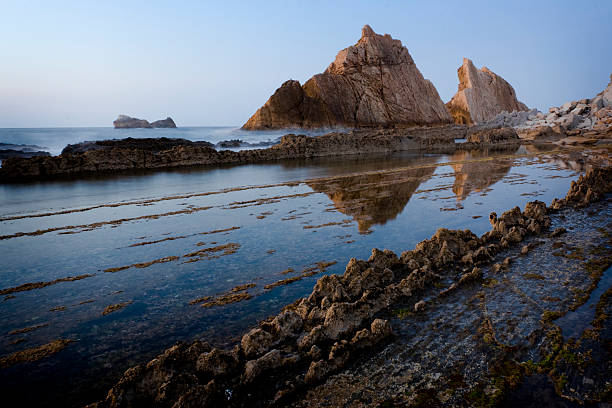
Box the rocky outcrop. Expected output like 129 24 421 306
0 143 50 160
481 73 612 137
0 126 475 182
466 127 519 144
91 163 612 408
446 58 528 125
113 115 177 128
60 138 213 155
242 25 452 129
150 117 177 128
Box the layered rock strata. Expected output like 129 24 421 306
91 166 612 408
0 126 530 182
113 115 177 128
242 25 452 129
446 58 528 125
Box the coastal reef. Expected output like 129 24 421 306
0 126 528 182
242 25 452 129
446 58 528 125
113 115 177 129
90 166 612 407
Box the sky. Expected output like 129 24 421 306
1 0 611 127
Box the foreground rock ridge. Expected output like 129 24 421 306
113 115 177 129
446 58 528 125
90 166 612 407
242 25 452 129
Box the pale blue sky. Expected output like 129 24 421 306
1 0 610 127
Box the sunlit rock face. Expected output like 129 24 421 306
242 25 452 129
446 58 528 125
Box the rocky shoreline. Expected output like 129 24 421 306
87 166 611 408
0 125 520 182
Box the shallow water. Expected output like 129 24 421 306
0 144 591 406
555 264 612 340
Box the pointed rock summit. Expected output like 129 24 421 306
446 58 528 125
242 25 452 129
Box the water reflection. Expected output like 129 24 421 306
450 147 517 201
308 156 438 233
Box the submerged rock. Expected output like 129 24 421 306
446 58 528 125
242 25 452 129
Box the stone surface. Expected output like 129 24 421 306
446 58 528 125
242 25 452 129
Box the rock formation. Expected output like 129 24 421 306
113 115 177 128
151 117 177 128
242 25 452 129
480 73 612 136
446 58 528 125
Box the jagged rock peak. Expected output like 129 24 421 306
446 58 528 125
242 25 452 129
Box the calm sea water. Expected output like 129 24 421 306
0 126 335 155
0 130 590 406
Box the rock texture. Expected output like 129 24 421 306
113 115 177 128
446 58 528 125
242 25 452 129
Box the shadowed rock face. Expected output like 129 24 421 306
308 159 437 233
446 58 528 125
242 25 452 129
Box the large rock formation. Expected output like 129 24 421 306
446 58 528 125
242 25 452 129
113 115 177 128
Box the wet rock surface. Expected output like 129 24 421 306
90 168 611 407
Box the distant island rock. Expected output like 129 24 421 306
113 115 177 129
242 25 452 130
446 58 528 125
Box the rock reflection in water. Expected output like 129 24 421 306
307 156 438 233
450 147 517 201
